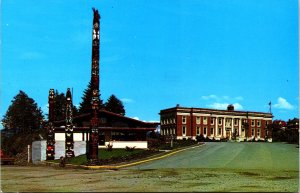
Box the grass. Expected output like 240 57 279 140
49 148 148 165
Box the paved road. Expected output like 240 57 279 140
129 142 299 171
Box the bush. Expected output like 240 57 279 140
196 134 205 142
125 146 136 151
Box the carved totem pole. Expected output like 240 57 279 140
88 8 101 164
46 89 55 160
65 88 75 158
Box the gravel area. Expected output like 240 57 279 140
1 142 298 192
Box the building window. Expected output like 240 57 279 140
251 128 254 136
210 128 214 135
218 128 221 135
257 129 260 137
257 120 261 127
210 117 214 125
182 126 186 136
196 127 200 135
196 117 201 124
226 118 231 127
204 127 207 135
203 117 207 125
234 118 238 126
182 116 186 124
218 118 222 125
251 120 255 126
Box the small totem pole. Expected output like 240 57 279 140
46 89 55 160
65 88 75 158
88 8 101 164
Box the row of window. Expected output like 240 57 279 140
161 126 263 138
182 116 262 127
162 116 268 127
161 118 176 125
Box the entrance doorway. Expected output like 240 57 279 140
226 128 231 139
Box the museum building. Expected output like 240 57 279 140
160 105 273 142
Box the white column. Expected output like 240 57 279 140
238 118 242 137
223 117 226 138
215 117 218 137
231 118 234 134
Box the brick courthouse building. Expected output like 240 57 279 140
160 105 273 142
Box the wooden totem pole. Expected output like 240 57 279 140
46 89 55 160
65 88 75 158
88 8 101 164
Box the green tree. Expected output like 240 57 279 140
78 80 103 114
49 90 78 121
1 90 44 133
104 94 125 116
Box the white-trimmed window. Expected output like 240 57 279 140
196 127 200 135
182 126 186 136
210 117 214 125
182 116 186 124
218 128 222 135
257 128 260 137
196 117 201 124
251 128 254 136
210 128 214 135
204 127 207 135
218 118 222 125
251 120 255 126
203 117 207 125
257 120 261 127
234 118 238 126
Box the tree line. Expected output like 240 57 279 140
1 81 125 155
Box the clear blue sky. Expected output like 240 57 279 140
1 0 299 128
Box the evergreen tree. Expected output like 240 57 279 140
53 90 66 121
1 90 44 133
104 94 125 116
50 90 78 121
78 80 103 114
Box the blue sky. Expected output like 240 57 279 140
1 0 299 128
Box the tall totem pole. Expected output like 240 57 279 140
65 88 74 158
88 8 100 164
46 89 55 160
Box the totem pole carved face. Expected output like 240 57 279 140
94 22 99 29
49 89 55 99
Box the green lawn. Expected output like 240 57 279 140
50 148 146 165
131 142 299 171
